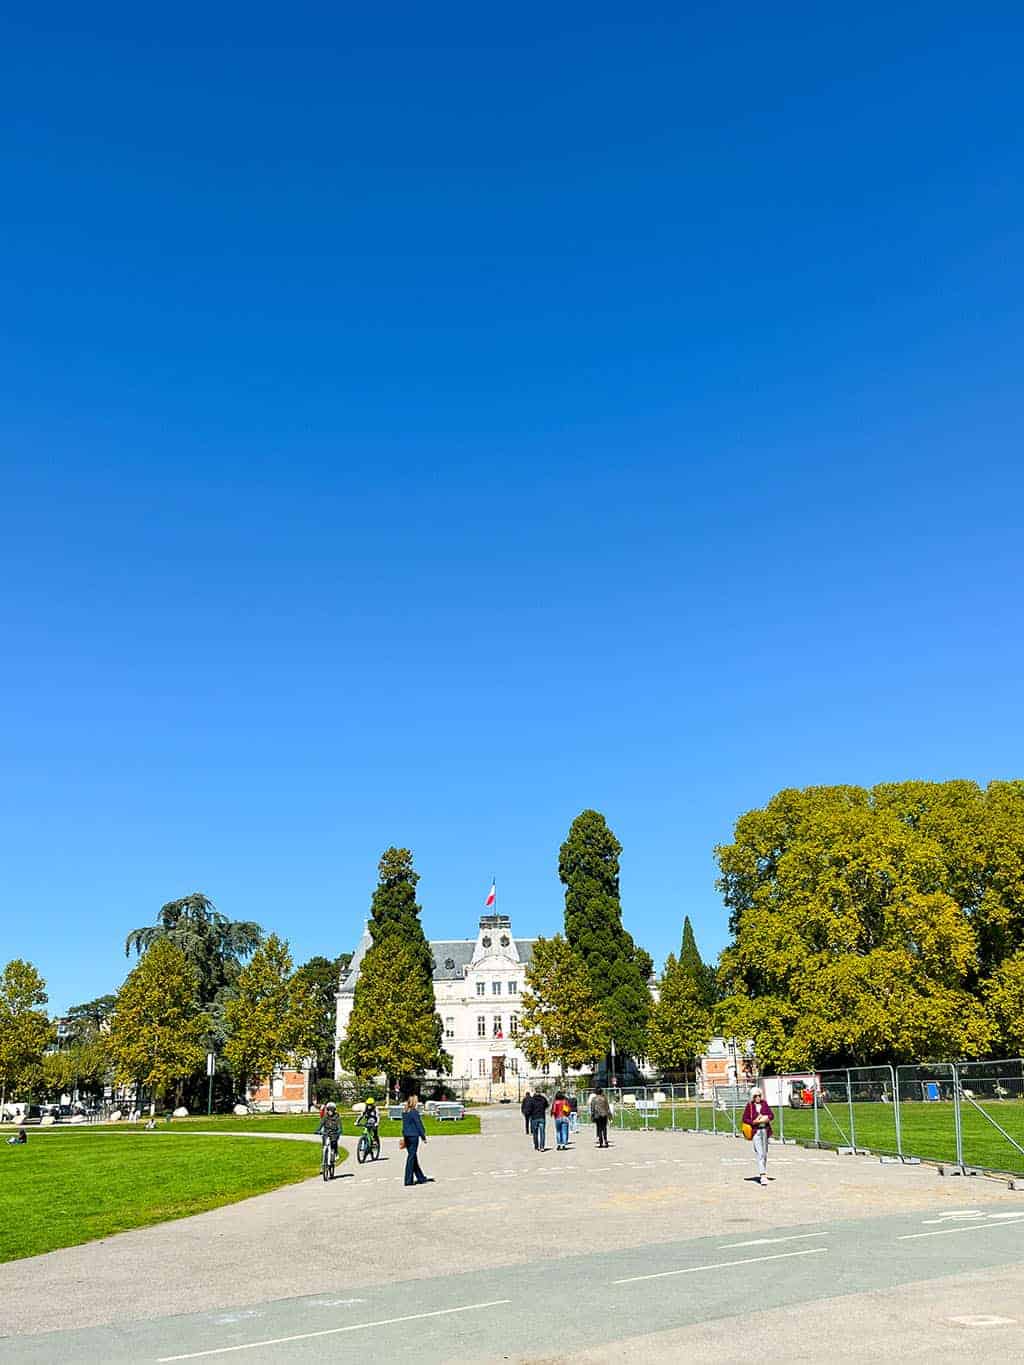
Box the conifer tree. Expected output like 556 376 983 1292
559 810 651 1060
342 848 444 1086
648 952 712 1081
679 915 716 1007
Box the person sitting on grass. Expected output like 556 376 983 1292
6 1127 27 1146
317 1101 342 1162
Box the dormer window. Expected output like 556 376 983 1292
444 957 455 971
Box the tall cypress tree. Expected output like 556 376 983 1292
559 810 650 1060
679 915 716 1007
344 847 444 1084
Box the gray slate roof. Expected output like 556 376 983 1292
338 933 537 994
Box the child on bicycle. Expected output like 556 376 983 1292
358 1098 379 1133
316 1101 342 1158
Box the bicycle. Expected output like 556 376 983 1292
356 1125 381 1164
321 1134 337 1181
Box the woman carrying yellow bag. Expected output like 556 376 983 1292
741 1088 774 1187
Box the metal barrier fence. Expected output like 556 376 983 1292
562 1062 1024 1176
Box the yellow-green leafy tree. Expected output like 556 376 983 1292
223 935 321 1110
714 783 1001 1068
0 960 54 1109
519 935 611 1078
107 940 211 1108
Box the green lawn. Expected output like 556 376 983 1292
37 1110 481 1139
586 1099 1024 1174
0 1133 339 1264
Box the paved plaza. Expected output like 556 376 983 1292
2 1106 1023 1361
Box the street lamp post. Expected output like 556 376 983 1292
610 1039 617 1089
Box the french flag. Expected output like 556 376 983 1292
484 881 496 908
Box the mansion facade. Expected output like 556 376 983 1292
335 913 589 1100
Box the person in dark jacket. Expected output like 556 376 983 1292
402 1095 430 1186
520 1089 532 1136
527 1091 549 1150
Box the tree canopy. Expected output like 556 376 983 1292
222 935 321 1105
559 810 650 1059
341 848 444 1084
292 954 348 1078
518 935 611 1077
713 781 1024 1067
0 960 54 1106
647 951 712 1078
125 893 262 1033
107 940 211 1104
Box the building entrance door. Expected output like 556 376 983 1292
492 1055 506 1084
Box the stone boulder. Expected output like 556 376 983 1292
233 1104 250 1116
172 1106 189 1118
109 1110 122 1122
40 1114 56 1126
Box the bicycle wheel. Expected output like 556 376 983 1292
322 1145 332 1181
357 1134 369 1164
370 1133 381 1161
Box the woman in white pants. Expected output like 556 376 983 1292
742 1087 775 1187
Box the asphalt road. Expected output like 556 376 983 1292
2 1107 1023 1361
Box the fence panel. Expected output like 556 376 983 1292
957 1058 1024 1176
896 1063 961 1167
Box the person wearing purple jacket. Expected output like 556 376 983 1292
742 1088 774 1187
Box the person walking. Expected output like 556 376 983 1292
590 1088 611 1147
402 1095 430 1186
520 1089 532 1136
528 1090 549 1151
742 1087 774 1187
551 1092 571 1149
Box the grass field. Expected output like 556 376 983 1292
37 1111 481 1139
0 1132 339 1264
589 1100 1024 1174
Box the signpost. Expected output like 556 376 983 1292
206 1052 215 1117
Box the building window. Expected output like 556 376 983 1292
477 1016 486 1038
492 980 501 995
508 1057 519 1076
509 1014 519 1037
445 1017 454 1039
542 1064 550 1076
493 1016 503 1037
478 1059 487 1077
507 980 518 995
476 980 486 996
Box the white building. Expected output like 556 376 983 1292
335 913 588 1100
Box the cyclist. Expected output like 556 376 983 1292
358 1098 380 1135
317 1101 342 1164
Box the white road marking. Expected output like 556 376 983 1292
922 1211 982 1224
898 1215 1024 1241
156 1299 513 1361
949 1315 1017 1328
611 1247 827 1285
306 1299 366 1308
721 1232 830 1249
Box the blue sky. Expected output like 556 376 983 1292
3 4 1023 1013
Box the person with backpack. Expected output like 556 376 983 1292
589 1088 611 1147
520 1089 532 1136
